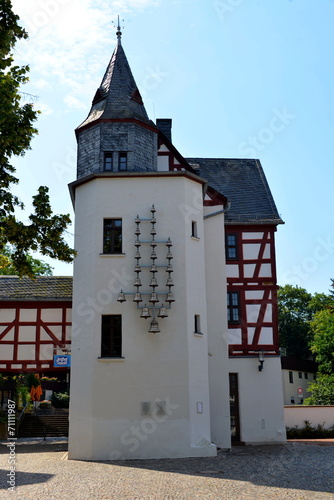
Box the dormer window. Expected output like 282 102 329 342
104 152 113 171
119 152 127 171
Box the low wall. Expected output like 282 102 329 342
284 406 334 429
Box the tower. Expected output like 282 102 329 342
68 26 227 460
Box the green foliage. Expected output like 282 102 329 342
0 1 75 277
278 284 334 359
310 310 334 374
286 420 334 439
51 391 69 408
304 374 334 405
25 373 41 390
0 244 53 275
39 400 51 409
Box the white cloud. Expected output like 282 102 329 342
64 95 87 110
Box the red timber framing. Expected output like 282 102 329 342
226 225 279 357
0 301 71 373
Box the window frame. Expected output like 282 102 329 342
118 151 128 171
101 314 122 358
227 291 241 324
103 218 122 254
225 233 238 261
103 152 113 171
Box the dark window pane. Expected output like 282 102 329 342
103 219 122 254
101 315 122 357
226 233 238 260
119 152 127 171
104 152 113 171
227 291 240 324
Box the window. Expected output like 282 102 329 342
290 397 295 404
119 152 127 171
289 371 293 383
194 314 201 333
304 372 308 379
227 292 240 323
298 372 302 378
104 152 113 171
191 221 198 238
101 315 122 357
103 219 122 254
226 234 238 260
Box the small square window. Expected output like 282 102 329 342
104 152 113 171
119 152 127 171
191 221 198 238
103 219 122 254
101 315 122 358
226 233 238 260
227 291 240 324
290 397 295 404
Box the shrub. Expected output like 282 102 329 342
51 391 69 408
286 420 334 439
39 400 51 409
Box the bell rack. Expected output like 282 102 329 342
117 204 175 333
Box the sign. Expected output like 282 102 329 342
53 355 71 368
297 387 303 394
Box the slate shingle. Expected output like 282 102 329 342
187 158 283 224
0 276 73 301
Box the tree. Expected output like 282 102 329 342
304 373 334 406
0 244 53 275
278 285 313 358
310 309 334 375
0 1 75 277
278 284 334 359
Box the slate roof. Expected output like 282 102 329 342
77 42 153 130
186 158 283 225
0 276 73 301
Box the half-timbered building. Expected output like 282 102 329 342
0 25 286 457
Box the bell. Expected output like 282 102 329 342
166 250 173 259
134 240 141 247
150 276 158 287
150 227 157 236
133 292 143 303
166 277 174 287
134 264 142 273
148 318 160 333
150 249 157 260
117 290 126 303
149 292 159 303
166 237 173 247
135 251 141 259
135 228 141 236
150 265 157 274
150 217 156 224
166 264 173 273
150 239 157 247
134 277 142 287
151 204 156 214
140 305 151 318
158 305 168 318
135 215 141 224
166 292 175 303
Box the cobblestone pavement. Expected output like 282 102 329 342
1 441 334 500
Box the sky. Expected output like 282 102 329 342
9 0 334 295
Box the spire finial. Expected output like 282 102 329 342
116 15 122 45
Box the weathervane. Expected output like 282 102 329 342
113 15 124 44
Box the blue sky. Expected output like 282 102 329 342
10 0 334 295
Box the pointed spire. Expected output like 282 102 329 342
76 21 153 131
116 15 122 45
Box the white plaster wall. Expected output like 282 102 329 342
69 175 216 460
204 206 231 449
284 406 334 429
281 369 315 405
228 356 286 444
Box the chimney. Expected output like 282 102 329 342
156 119 172 142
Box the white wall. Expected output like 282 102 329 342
285 406 334 429
228 356 286 444
68 174 217 460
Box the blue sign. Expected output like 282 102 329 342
53 355 71 368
